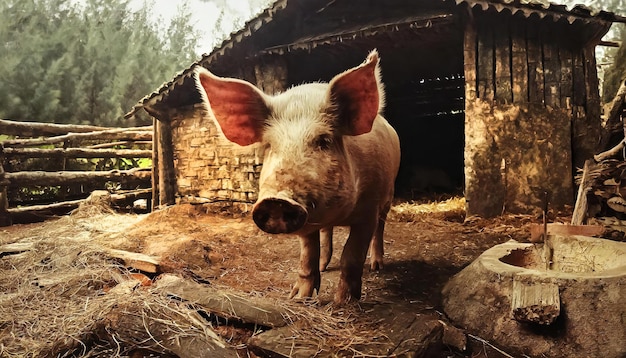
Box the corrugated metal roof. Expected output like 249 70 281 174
124 0 626 119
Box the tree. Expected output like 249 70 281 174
0 0 200 126
602 24 626 102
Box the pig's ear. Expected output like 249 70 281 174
328 49 385 136
195 67 269 146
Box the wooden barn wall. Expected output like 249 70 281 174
464 15 602 217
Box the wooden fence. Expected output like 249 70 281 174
0 119 153 226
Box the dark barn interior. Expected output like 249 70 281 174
281 14 466 200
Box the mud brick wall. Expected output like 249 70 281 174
168 104 263 204
463 13 602 217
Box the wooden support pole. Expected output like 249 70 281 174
0 144 11 227
151 117 159 211
571 159 593 225
157 118 176 207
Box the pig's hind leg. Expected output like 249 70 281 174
319 226 334 272
289 231 321 299
369 200 391 270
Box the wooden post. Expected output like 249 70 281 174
571 159 593 225
150 117 158 211
157 117 176 207
0 144 12 226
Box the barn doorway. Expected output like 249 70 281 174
380 28 466 200
283 19 466 201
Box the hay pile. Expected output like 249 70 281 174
0 199 239 357
1 198 425 357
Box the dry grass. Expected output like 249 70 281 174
389 196 466 222
1 200 416 357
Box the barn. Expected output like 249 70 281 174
125 0 626 217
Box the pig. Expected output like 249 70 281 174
195 50 401 304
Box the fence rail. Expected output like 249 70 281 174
0 119 153 226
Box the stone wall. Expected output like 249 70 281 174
168 104 263 206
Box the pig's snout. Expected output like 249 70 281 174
253 198 308 234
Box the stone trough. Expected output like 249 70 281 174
442 235 626 357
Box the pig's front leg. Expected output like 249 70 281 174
335 218 377 304
319 226 333 272
289 231 321 299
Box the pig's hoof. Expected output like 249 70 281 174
319 259 330 272
288 275 320 299
334 280 361 305
370 259 383 271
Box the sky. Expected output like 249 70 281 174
129 0 271 55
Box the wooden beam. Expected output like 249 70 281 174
0 119 107 137
3 168 151 187
2 127 152 148
3 147 152 159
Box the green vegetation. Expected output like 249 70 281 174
0 0 201 127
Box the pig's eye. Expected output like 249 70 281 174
314 134 333 150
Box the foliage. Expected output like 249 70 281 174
0 0 200 127
602 24 626 102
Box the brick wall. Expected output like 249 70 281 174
168 104 263 206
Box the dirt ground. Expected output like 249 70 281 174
0 197 571 357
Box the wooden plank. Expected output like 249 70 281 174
559 46 573 110
154 274 288 328
526 22 544 105
105 248 160 273
511 19 528 104
572 49 586 107
542 30 561 108
477 19 494 102
494 17 512 104
0 242 35 254
511 279 560 325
